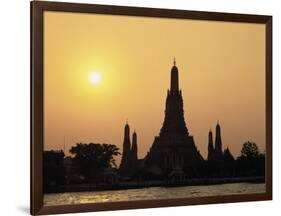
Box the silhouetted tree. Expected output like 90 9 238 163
240 141 259 159
70 143 120 181
236 141 265 177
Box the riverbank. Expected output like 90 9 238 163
45 176 265 193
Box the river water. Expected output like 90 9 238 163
44 183 265 206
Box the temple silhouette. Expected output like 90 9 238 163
143 59 203 175
119 59 233 179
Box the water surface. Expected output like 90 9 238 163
44 183 266 206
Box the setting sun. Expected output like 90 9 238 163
89 72 102 85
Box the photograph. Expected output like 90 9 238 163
41 9 268 207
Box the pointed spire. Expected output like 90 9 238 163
216 120 221 131
208 129 215 161
132 129 138 160
124 121 130 142
132 130 137 145
170 57 179 91
223 146 234 161
208 130 213 144
119 122 132 176
215 120 223 160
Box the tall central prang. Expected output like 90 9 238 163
144 59 203 176
161 58 189 136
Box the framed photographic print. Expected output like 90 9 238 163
31 1 272 215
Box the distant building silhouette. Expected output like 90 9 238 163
43 150 65 192
144 59 203 176
63 156 84 184
119 122 138 177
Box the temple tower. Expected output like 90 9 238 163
215 121 223 160
119 122 132 176
170 58 179 91
208 129 215 161
144 59 203 176
160 59 189 135
131 130 138 170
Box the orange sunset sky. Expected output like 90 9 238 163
43 11 266 163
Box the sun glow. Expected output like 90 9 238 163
89 72 102 85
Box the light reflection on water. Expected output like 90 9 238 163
44 183 266 206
